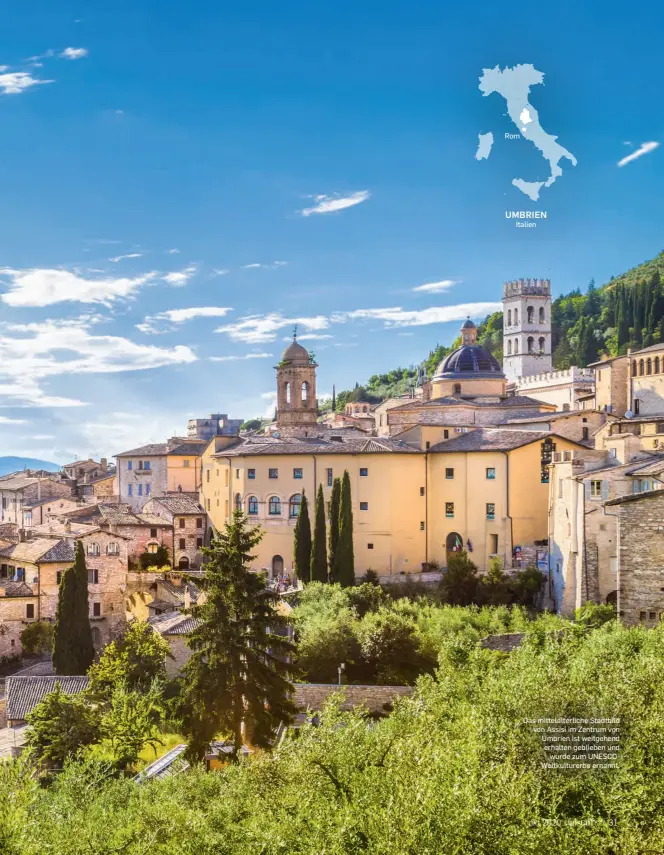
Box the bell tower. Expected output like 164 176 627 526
502 278 552 382
275 329 318 436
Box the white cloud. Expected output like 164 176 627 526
241 261 288 270
138 306 233 334
282 333 332 341
0 267 158 307
109 252 143 263
0 317 196 408
216 313 330 344
166 248 180 254
0 415 27 424
33 434 55 439
60 47 88 60
300 190 370 217
209 353 273 362
260 391 278 418
0 72 54 95
163 264 197 286
617 141 660 167
212 268 230 277
412 279 457 294
337 302 502 328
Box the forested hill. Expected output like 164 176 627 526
325 251 664 412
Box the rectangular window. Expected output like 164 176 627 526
486 468 496 480
206 470 210 483
138 483 143 496
326 468 333 486
269 468 278 479
657 424 664 435
590 480 602 498
582 427 589 441
127 484 133 497
486 503 495 520
127 460 132 470
360 502 369 511
179 538 186 549
293 468 303 479
425 441 430 450
183 460 190 468
144 460 151 471
649 612 656 621
558 479 564 498
93 602 101 617
88 568 99 584
634 399 640 415
640 611 647 620
150 528 157 538
420 521 425 531
145 483 150 496
368 543 374 549
26 604 34 619
207 499 211 511
610 557 618 573
420 487 425 496
445 468 454 479
196 537 203 548
138 460 144 470
443 430 449 439
179 518 185 528
235 468 240 479
360 468 368 477
445 502 454 518
490 534 498 554
196 517 202 528
248 469 256 479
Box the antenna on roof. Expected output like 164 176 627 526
292 323 298 341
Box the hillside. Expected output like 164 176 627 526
0 457 61 477
328 250 664 409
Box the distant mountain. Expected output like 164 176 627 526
0 457 61 477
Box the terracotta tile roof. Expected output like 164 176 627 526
115 439 206 458
605 487 664 506
147 495 204 514
388 394 552 413
6 676 90 721
149 611 201 636
0 538 74 564
2 582 35 597
218 435 421 458
428 428 579 453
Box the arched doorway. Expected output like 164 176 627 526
446 532 464 557
272 555 284 578
606 590 617 606
178 556 190 570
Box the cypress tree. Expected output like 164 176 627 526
180 512 296 760
333 470 355 587
293 491 312 584
310 484 328 583
328 477 341 580
52 541 95 675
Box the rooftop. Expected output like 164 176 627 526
115 439 206 458
429 428 580 453
606 487 664 507
215 435 421 458
0 538 75 564
147 494 204 514
149 611 202 636
6 676 90 721
389 394 553 413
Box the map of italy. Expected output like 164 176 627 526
475 63 577 201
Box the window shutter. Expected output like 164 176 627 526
601 481 610 501
584 481 591 500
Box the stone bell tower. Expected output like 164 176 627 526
275 330 318 436
502 278 552 383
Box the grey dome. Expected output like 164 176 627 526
434 345 504 379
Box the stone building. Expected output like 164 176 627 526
512 368 596 411
0 473 73 526
605 488 664 627
62 458 110 487
274 333 318 437
587 342 664 418
502 278 552 383
187 414 243 441
114 437 206 511
143 494 206 570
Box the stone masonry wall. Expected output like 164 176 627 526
293 684 414 714
173 514 204 569
617 491 664 627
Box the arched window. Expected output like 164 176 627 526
514 308 518 325
106 542 119 556
289 494 302 518
234 493 242 512
507 309 512 326
647 358 652 375
527 306 534 323
655 357 661 374
539 306 545 323
507 340 512 355
539 337 545 354
632 360 637 376
247 496 258 515
639 360 645 376
178 556 190 570
527 336 534 354
301 381 309 402
514 339 519 354
354 406 360 413
87 542 100 556
268 496 281 515
285 383 291 404
272 555 284 577
146 542 159 554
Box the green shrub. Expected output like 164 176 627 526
20 621 54 656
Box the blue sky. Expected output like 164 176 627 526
0 0 662 463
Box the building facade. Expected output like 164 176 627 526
502 278 552 382
115 438 205 510
187 414 243 441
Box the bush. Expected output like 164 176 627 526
20 621 54 656
347 582 386 618
575 601 617 627
439 551 479 606
139 546 170 570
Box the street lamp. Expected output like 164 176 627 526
338 662 345 686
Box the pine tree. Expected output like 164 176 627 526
333 470 355 587
293 491 312 584
310 484 328 583
180 512 297 760
328 477 341 580
52 541 95 675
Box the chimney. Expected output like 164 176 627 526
184 586 191 611
18 529 26 543
64 520 72 533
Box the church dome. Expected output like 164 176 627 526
281 338 310 364
461 318 476 330
434 345 504 380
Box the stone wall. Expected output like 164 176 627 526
173 514 204 569
293 683 414 714
112 523 173 565
616 491 664 627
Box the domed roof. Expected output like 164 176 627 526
461 318 476 330
434 345 504 380
281 338 310 364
